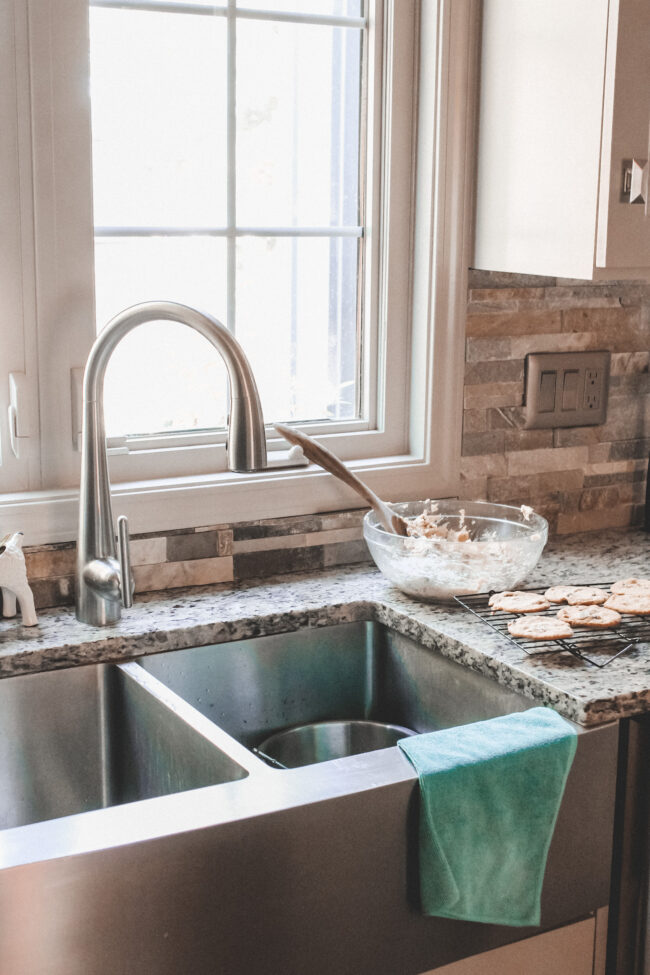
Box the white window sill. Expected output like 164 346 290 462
1 451 460 546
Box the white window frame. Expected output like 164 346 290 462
0 0 477 545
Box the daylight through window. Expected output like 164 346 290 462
89 0 366 439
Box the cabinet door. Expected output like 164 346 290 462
596 0 650 270
418 917 596 975
474 0 610 280
474 0 650 279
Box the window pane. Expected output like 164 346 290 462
237 1 362 16
94 237 228 437
89 2 365 441
236 20 361 226
89 8 227 227
94 237 227 330
102 322 230 438
236 236 359 422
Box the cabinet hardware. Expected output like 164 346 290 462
621 158 648 205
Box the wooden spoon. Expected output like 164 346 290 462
274 423 409 536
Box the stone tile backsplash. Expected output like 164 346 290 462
11 270 649 610
21 509 369 611
461 271 649 535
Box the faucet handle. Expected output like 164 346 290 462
117 515 134 609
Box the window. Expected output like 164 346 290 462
0 0 475 544
90 0 365 440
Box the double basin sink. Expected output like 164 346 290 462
1 620 533 833
0 619 619 975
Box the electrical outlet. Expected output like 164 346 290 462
525 351 610 428
584 368 604 411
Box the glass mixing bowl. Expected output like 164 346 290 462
363 500 548 602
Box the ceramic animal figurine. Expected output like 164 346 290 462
0 532 38 627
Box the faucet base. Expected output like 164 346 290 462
76 589 122 627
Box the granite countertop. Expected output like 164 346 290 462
1 528 648 727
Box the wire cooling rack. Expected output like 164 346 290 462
454 583 650 668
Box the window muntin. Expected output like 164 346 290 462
89 0 366 439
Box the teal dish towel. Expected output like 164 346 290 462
397 707 577 927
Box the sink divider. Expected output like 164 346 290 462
120 661 265 779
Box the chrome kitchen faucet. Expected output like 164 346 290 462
76 301 267 626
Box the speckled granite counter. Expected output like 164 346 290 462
1 528 648 726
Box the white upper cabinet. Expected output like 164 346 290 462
474 0 650 280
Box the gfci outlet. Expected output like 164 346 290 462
584 368 602 410
524 351 610 429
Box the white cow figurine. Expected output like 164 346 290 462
0 532 38 627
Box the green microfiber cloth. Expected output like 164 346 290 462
398 707 577 927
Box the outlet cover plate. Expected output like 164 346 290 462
524 351 610 429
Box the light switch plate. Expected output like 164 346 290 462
524 351 610 429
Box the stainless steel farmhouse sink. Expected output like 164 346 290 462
0 660 247 831
136 621 534 763
0 621 620 975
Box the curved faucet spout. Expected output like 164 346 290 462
77 301 267 626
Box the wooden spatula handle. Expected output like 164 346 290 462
274 423 383 509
